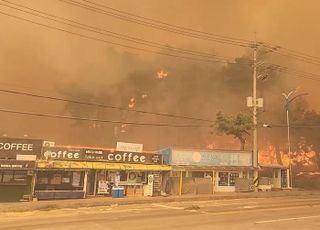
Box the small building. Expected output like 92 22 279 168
158 148 254 195
34 145 171 200
258 164 290 190
0 137 43 202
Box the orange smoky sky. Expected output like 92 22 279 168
0 0 319 149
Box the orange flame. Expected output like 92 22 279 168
258 144 317 168
128 97 135 108
157 70 168 79
141 94 148 99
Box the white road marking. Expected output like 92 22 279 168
243 205 258 209
255 215 320 224
152 204 184 210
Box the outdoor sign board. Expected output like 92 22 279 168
42 147 163 165
116 142 143 153
0 159 36 169
159 148 252 167
0 138 43 159
43 147 82 160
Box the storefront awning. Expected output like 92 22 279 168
36 160 171 171
171 165 254 171
259 164 288 169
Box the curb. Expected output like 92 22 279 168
1 190 319 213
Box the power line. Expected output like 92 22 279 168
68 0 320 67
263 42 320 62
1 0 240 63
0 9 239 65
59 0 252 47
81 0 253 44
0 107 213 128
267 64 320 82
0 88 215 123
262 42 320 66
61 0 320 66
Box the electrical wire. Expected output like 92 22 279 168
81 0 253 44
0 107 213 128
262 42 320 66
0 88 215 123
59 0 252 47
267 64 320 82
0 9 237 65
1 0 240 63
61 0 320 67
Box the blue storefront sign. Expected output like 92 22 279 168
158 148 252 167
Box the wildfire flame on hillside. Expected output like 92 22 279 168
157 70 168 79
258 145 317 168
128 97 135 108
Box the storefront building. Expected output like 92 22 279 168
0 137 43 202
258 164 290 190
158 148 254 195
34 146 171 200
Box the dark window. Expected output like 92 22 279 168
120 171 128 182
0 171 27 185
229 173 239 186
218 172 229 186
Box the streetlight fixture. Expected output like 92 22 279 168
282 90 308 189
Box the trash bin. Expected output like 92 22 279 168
118 187 124 198
112 187 124 198
112 188 119 198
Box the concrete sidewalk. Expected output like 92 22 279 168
1 190 320 213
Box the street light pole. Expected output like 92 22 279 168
282 90 294 189
282 91 308 189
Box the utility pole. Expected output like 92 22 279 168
252 43 258 185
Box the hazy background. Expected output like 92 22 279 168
0 0 319 151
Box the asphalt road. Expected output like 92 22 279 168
1 195 320 230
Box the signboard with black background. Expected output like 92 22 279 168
0 138 43 159
42 147 163 165
0 159 36 169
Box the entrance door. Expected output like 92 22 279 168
86 170 96 196
281 169 288 188
216 172 239 192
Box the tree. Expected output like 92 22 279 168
215 112 253 150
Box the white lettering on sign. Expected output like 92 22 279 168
0 143 33 151
0 164 23 168
105 152 146 163
44 150 80 159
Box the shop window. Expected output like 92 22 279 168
218 172 229 186
229 173 239 186
13 171 27 184
218 172 239 187
120 171 128 182
2 171 13 183
136 172 146 183
35 171 83 190
0 171 27 185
